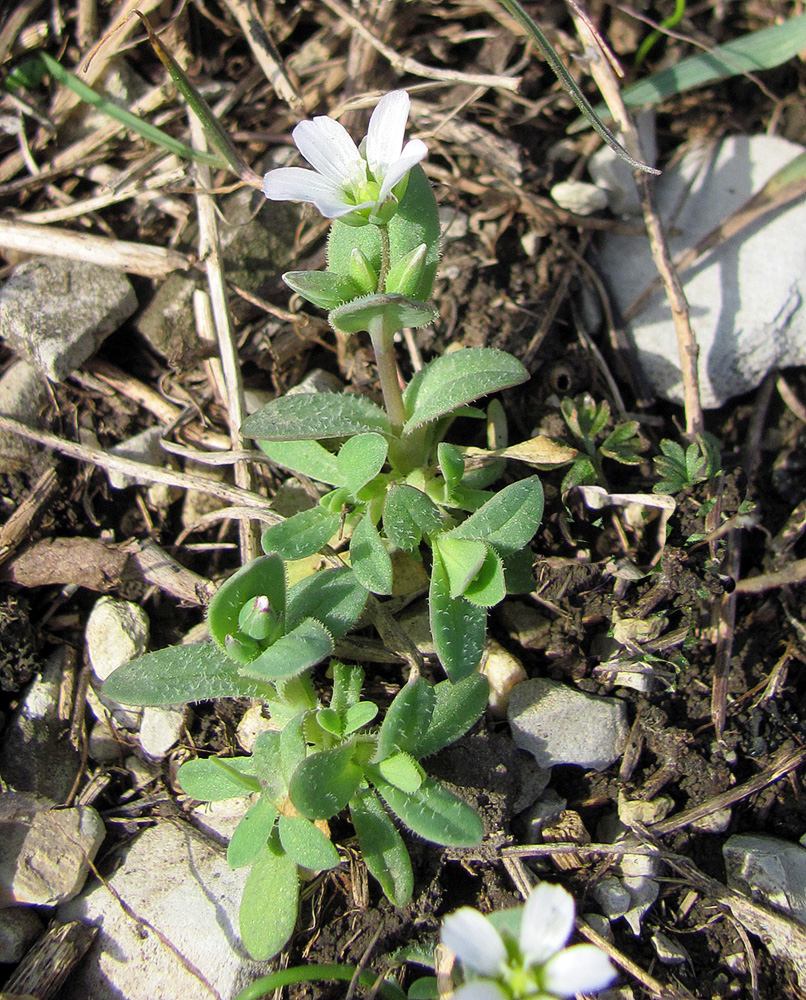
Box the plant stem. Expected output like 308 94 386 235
368 312 406 434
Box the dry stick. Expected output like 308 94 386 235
0 219 191 278
0 414 281 519
190 114 260 564
569 4 704 438
318 0 520 93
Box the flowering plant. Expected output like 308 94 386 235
441 883 617 999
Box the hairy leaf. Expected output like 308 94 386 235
338 433 388 497
463 546 506 608
227 795 278 869
238 618 333 682
411 674 489 760
375 676 435 761
258 439 343 486
286 566 368 638
207 554 286 652
374 776 483 847
289 741 368 819
240 837 298 960
448 477 544 555
177 756 260 802
383 485 443 552
429 548 486 682
278 813 340 872
244 393 391 441
432 536 487 599
349 787 413 907
350 511 393 595
261 507 340 561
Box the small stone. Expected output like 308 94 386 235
107 426 165 489
592 877 632 919
0 906 43 962
522 789 567 844
617 791 674 827
599 135 806 408
507 677 629 771
584 912 614 943
691 806 732 834
0 258 137 381
550 180 609 215
589 111 657 217
138 707 188 759
192 798 253 841
724 951 747 975
236 705 275 753
88 719 125 764
481 641 527 717
623 876 660 935
0 361 49 472
0 802 105 906
651 930 689 965
86 597 149 682
58 821 271 999
723 833 806 923
86 681 141 732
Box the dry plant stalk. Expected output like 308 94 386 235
568 1 704 438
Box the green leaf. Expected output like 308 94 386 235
261 507 340 561
244 393 391 441
383 485 443 552
331 661 365 714
279 715 307 788
375 676 435 761
207 554 286 652
316 707 343 738
501 547 536 595
374 776 483 847
102 642 267 705
411 674 489 760
577 15 806 125
429 548 486 682
286 566 368 639
448 477 544 555
384 243 428 298
349 787 413 907
374 753 425 794
408 978 441 1000
438 443 465 497
258 439 343 486
403 349 528 433
227 795 278 869
283 269 362 310
432 536 487 600
238 618 334 682
561 457 597 493
350 511 393 595
329 293 435 336
278 814 340 872
343 701 378 735
338 433 388 497
289 741 368 819
38 52 227 170
177 756 260 801
240 837 299 960
251 731 288 803
463 546 506 608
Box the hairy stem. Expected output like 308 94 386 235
368 312 406 434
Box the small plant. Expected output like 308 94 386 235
559 394 644 493
652 433 722 494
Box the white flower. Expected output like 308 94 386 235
262 90 427 225
440 883 616 1000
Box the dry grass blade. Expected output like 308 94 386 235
0 219 191 277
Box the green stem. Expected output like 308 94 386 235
233 964 407 1000
377 224 392 292
368 312 406 435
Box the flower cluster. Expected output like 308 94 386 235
262 90 427 226
440 882 616 999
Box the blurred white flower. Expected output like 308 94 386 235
440 883 616 999
262 90 427 225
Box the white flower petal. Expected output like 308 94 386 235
262 167 354 217
542 944 617 997
441 908 507 977
292 116 363 186
377 138 428 203
450 981 508 1000
366 90 410 178
519 883 576 967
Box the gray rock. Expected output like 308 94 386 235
0 905 43 962
107 426 165 489
507 677 629 771
592 877 632 920
599 135 806 407
723 833 806 923
623 875 659 935
58 822 271 1000
87 719 124 764
138 706 188 759
0 797 104 906
86 597 149 682
588 111 657 217
0 360 49 471
551 180 609 215
0 258 137 381
521 788 566 844
136 190 298 366
0 649 81 800
651 930 689 966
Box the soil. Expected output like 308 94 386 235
1 0 806 998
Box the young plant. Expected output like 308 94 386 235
652 433 721 494
559 394 644 493
248 91 547 682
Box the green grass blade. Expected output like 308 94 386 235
136 12 261 185
39 52 226 168
573 14 806 129
496 0 658 174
